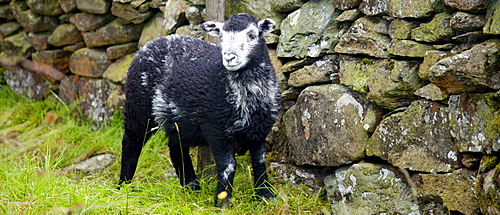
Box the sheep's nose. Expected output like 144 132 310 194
224 53 237 63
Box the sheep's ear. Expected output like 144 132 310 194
200 21 223 37
257 19 276 35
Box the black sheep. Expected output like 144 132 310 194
119 13 280 207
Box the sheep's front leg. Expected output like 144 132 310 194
250 142 275 200
210 141 236 208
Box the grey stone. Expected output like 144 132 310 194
335 9 362 22
388 39 435 57
449 93 500 153
288 55 337 87
63 154 116 175
270 0 306 12
26 0 63 16
0 22 21 38
284 84 383 166
428 39 500 94
138 12 166 48
82 19 144 48
334 17 390 58
325 163 419 214
225 0 283 28
389 0 443 18
163 0 189 35
443 0 488 13
367 100 460 173
69 13 115 32
414 83 448 101
76 0 111 14
277 0 341 58
4 67 50 100
450 12 487 31
332 0 361 10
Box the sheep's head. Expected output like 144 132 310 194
201 13 275 71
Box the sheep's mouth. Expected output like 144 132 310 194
223 61 244 71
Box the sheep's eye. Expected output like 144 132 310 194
248 33 257 41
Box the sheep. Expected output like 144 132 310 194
119 13 280 207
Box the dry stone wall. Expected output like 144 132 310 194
1 0 500 214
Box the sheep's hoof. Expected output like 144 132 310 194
215 191 232 208
186 182 201 191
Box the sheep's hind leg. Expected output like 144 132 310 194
168 134 200 191
249 143 276 201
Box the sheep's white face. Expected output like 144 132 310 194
219 25 260 71
201 14 275 71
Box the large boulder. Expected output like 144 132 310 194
284 84 383 166
338 57 423 109
334 17 390 58
324 163 419 214
427 39 500 94
277 0 341 58
449 93 500 153
367 100 460 173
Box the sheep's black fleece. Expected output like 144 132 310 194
119 33 280 206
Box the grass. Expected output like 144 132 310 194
0 84 329 214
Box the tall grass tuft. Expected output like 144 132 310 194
0 85 328 214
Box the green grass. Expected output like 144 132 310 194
0 85 328 214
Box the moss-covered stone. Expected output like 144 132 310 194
412 12 455 42
334 17 390 58
418 50 449 80
225 0 283 28
0 31 33 64
449 93 500 153
284 84 382 166
484 0 500 34
414 83 448 101
388 19 417 39
413 169 480 214
103 53 136 84
277 0 341 58
325 163 419 214
339 58 423 109
367 100 459 172
388 39 435 57
475 161 500 214
26 0 63 16
47 24 83 47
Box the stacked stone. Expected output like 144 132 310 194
0 0 203 121
1 0 500 213
267 0 500 214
